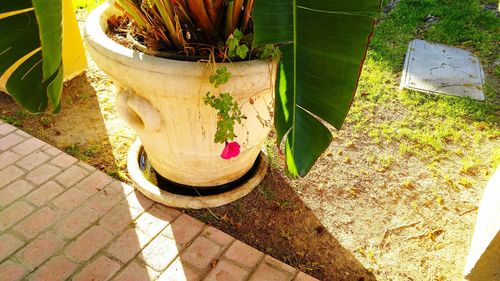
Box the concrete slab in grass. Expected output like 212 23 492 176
400 39 485 100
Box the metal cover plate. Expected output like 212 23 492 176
400 39 485 100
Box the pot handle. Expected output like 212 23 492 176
116 88 162 134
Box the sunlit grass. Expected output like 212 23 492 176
347 0 499 172
371 0 500 71
72 0 104 10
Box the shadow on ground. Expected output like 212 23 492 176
83 166 372 280
186 169 375 281
0 75 127 178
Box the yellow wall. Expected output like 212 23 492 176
62 0 88 81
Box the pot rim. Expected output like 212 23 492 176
127 139 268 209
84 2 272 76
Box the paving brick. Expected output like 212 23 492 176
55 165 88 188
180 236 222 271
0 134 315 281
112 181 135 195
30 255 78 281
25 181 65 207
0 124 16 136
202 226 235 247
0 151 21 170
0 166 25 189
100 201 143 234
0 234 25 262
139 234 179 271
73 256 121 281
223 241 264 268
50 153 78 168
294 272 319 281
43 146 62 156
156 258 200 281
13 207 60 239
248 262 292 281
0 134 24 151
25 164 61 185
0 260 29 281
149 203 181 220
16 151 50 171
0 180 35 207
77 161 96 171
86 184 127 215
106 228 152 264
113 261 159 281
0 201 34 231
161 214 205 249
51 187 92 215
74 170 113 195
123 190 155 212
54 206 99 239
14 130 31 138
133 209 174 238
204 259 250 281
11 138 45 156
65 226 113 262
263 256 298 275
15 231 65 270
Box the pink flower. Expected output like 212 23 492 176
221 141 240 159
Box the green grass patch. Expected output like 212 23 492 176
349 0 499 169
1 110 28 127
371 0 500 71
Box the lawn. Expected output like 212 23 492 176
0 0 498 280
357 0 499 171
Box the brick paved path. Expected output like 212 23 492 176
0 121 318 281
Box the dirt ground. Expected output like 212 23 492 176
1 7 498 281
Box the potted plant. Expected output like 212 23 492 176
1 0 381 194
85 1 279 188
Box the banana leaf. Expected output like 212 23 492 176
253 0 381 177
0 0 63 113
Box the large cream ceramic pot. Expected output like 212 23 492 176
85 3 276 187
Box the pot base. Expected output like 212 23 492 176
127 139 268 209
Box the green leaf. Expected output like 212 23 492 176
285 107 333 177
253 0 380 177
0 0 64 113
236 44 249 59
227 36 239 51
233 29 244 40
0 0 32 13
258 44 280 60
204 88 245 144
209 66 231 87
226 29 250 60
